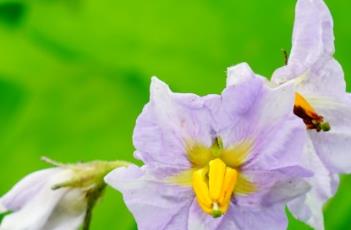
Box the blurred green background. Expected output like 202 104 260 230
0 0 350 229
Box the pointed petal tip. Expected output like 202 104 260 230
150 76 172 98
226 62 251 73
292 0 334 62
150 76 160 83
150 76 167 88
226 62 255 87
104 164 141 189
104 168 122 187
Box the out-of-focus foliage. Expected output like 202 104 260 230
0 0 350 229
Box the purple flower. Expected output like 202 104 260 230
106 77 311 230
227 1 350 229
272 0 351 174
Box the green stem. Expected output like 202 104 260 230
82 185 106 230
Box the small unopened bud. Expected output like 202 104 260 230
0 156 131 230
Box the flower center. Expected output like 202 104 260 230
294 92 330 132
192 158 238 218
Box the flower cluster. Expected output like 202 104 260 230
0 0 350 229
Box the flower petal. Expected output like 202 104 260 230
307 97 351 173
187 199 223 230
272 0 346 98
226 62 273 87
105 165 194 230
207 78 307 170
187 198 288 230
288 138 337 230
272 0 335 83
0 168 62 211
133 77 213 170
217 203 287 230
42 189 87 230
0 170 73 229
226 63 256 86
290 0 334 69
296 59 345 99
235 166 311 208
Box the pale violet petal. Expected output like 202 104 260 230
295 58 345 100
272 0 346 99
217 204 287 230
308 96 351 134
187 203 285 230
288 138 337 230
272 0 335 84
211 78 296 144
1 178 66 229
187 200 223 230
0 168 62 211
133 77 214 169
0 190 66 230
226 63 256 86
105 165 194 230
307 97 351 173
226 62 274 87
254 81 296 132
0 170 75 230
289 0 334 68
236 166 311 208
210 78 307 170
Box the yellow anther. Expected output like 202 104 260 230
209 158 226 201
192 168 212 209
192 159 238 218
294 92 330 132
198 200 212 214
219 167 238 213
295 92 316 117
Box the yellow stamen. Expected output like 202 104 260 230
209 158 226 201
192 168 212 209
219 167 238 213
294 92 330 132
295 92 317 117
198 199 213 214
192 159 238 218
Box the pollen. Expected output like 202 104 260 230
192 158 238 218
294 92 330 132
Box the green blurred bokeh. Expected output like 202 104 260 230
0 0 350 229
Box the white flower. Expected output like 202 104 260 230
0 168 85 230
0 158 130 230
